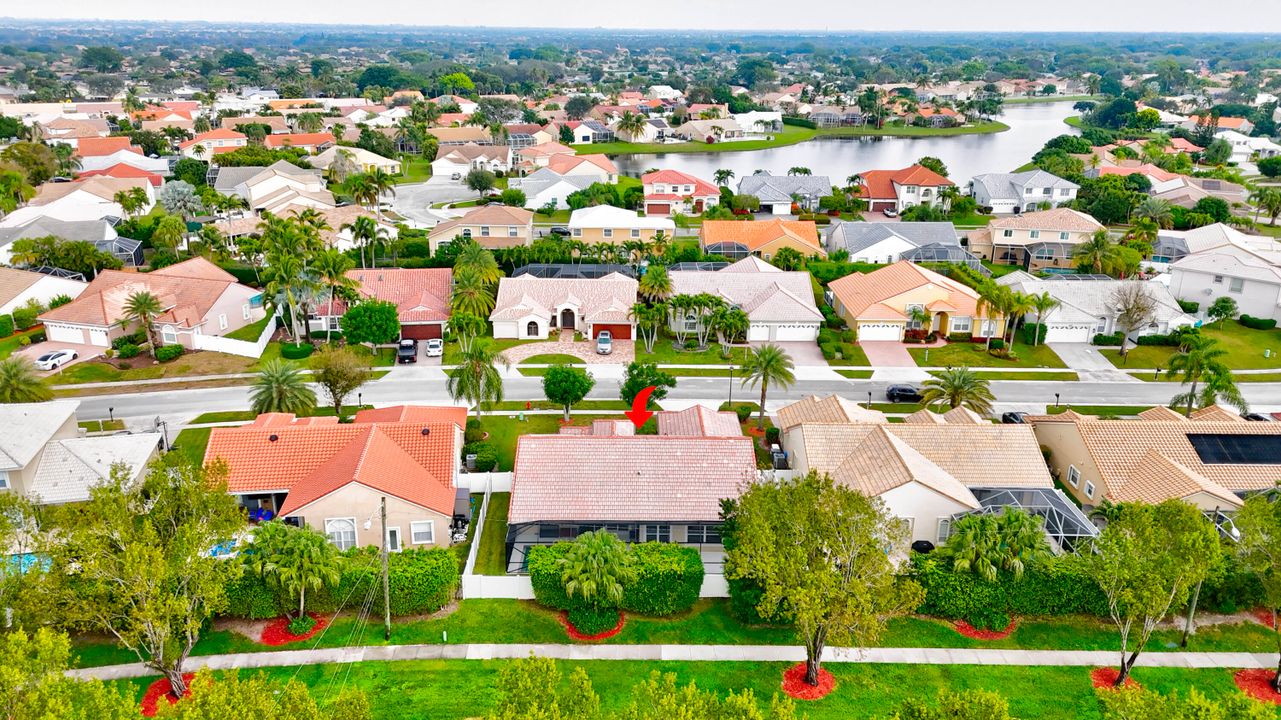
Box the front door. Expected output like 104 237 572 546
560 309 575 330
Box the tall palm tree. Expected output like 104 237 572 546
264 253 310 342
1253 187 1281 226
454 242 504 287
450 268 497 317
975 283 1010 352
615 111 647 141
649 231 670 260
0 357 52 403
1166 335 1235 417
312 249 357 343
446 312 486 354
739 343 796 429
1132 197 1174 229
921 367 996 416
342 215 384 269
1073 229 1123 275
121 290 166 358
1002 291 1035 347
447 342 510 418
638 265 671 302
1027 292 1060 347
250 359 317 415
713 168 735 187
367 169 397 222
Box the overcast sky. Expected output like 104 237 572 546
8 0 1281 33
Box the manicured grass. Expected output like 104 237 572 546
909 339 1067 369
667 367 733 377
473 494 510 576
1102 323 1281 371
835 369 874 379
518 353 584 365
635 337 749 366
931 370 1079 381
1047 404 1154 417
223 315 274 341
189 405 375 424
257 343 396 369
55 350 259 385
78 419 126 432
949 211 992 227
826 343 871 367
396 154 433 184
109 658 1263 720
478 413 623 470
171 427 211 466
868 402 944 414
0 326 45 359
980 261 1028 278
1237 372 1281 382
485 400 633 411
534 210 571 223
442 338 539 365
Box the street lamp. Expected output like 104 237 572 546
727 366 734 406
867 391 873 409
358 392 363 409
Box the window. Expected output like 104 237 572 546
1033 246 1055 261
1067 465 1080 488
411 521 435 544
218 313 228 330
480 226 490 237
684 313 698 332
461 228 472 239
242 304 251 320
1059 231 1070 241
603 228 613 239
386 526 402 552
1043 188 1052 196
905 304 925 330
161 325 177 344
1002 229 1014 238
572 228 582 237
1095 317 1109 334
686 525 722 544
1024 186 1034 195
328 317 341 331
1213 275 1223 284
0 470 8 490
950 316 971 333
630 228 640 238
508 226 518 237
936 517 952 544
1029 230 1040 239
978 319 998 338
1059 188 1071 196
1229 278 1244 294
905 185 917 194
644 524 670 542
1084 481 1096 499
325 518 357 550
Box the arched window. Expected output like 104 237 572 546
324 518 357 550
526 321 539 337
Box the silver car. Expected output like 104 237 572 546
33 349 77 370
596 331 613 355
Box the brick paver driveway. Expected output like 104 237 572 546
499 339 634 365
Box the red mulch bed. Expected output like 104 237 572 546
559 610 625 641
1091 667 1139 690
1252 608 1277 629
781 662 836 701
1235 669 1281 704
745 426 767 438
140 673 195 717
260 612 329 646
954 618 1017 640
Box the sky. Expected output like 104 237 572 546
8 0 1281 33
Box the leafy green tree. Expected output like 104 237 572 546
726 471 924 686
79 45 125 72
543 365 596 422
1202 138 1232 165
154 668 371 720
1 141 58 185
1078 500 1220 686
1073 229 1125 275
447 342 510 417
0 166 35 213
921 367 995 416
916 155 949 177
887 689 1013 720
489 655 600 720
247 521 343 620
739 344 795 429
620 362 675 409
1096 685 1273 720
1235 495 1281 692
309 346 372 417
47 458 245 698
151 215 187 257
710 306 749 358
121 289 164 358
770 246 804 271
340 299 401 350
250 359 317 415
940 509 1050 582
621 671 800 720
0 628 136 719
465 168 497 198
0 356 52 403
1207 296 1238 326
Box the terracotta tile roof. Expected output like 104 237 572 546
39 257 245 328
641 169 720 197
75 136 140 157
353 405 468 426
204 406 465 515
1109 449 1241 508
263 132 335 148
518 142 575 159
339 268 452 324
827 261 982 320
701 219 822 254
829 426 981 508
508 434 757 524
857 164 953 200
1190 406 1243 422
904 409 947 424
547 153 617 175
490 273 637 325
1138 406 1188 422
656 405 743 437
776 395 887 429
77 163 163 186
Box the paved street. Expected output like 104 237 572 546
389 178 474 225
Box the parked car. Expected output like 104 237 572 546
882 207 899 218
596 330 613 355
33 349 77 370
885 384 922 403
450 172 462 181
424 338 444 357
549 226 571 237
1243 413 1273 422
1001 411 1029 424
396 338 419 364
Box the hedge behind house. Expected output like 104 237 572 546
909 554 1109 622
622 543 703 616
528 543 576 610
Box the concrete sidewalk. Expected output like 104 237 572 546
67 643 1277 681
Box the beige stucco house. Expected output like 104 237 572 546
567 205 675 245
826 261 1002 342
966 208 1103 271
427 205 534 254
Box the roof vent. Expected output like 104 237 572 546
421 427 431 436
268 434 279 442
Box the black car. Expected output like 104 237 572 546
885 384 923 403
549 226 571 237
1001 411 1029 424
1244 413 1273 422
396 338 419 364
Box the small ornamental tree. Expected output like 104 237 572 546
309 345 372 417
1208 296 1239 327
465 168 497 198
340 299 401 350
1235 495 1281 692
620 362 675 409
542 365 595 422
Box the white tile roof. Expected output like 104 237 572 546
670 259 821 324
490 273 638 324
27 434 162 504
0 401 80 471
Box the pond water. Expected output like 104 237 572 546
611 101 1079 184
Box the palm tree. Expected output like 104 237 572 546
447 342 510 418
941 509 1050 582
845 173 863 192
312 249 357 343
0 168 35 215
454 242 504 287
787 166 812 176
366 169 397 222
121 290 165 358
713 168 735 187
1001 291 1035 348
1166 335 1236 417
1027 292 1060 347
151 215 187 257
450 268 497 317
250 359 317 415
342 215 384 269
1072 229 1123 275
1253 187 1281 226
0 357 51 403
649 231 670 260
446 312 486 354
557 529 634 613
615 111 647 141
249 521 342 620
264 253 311 342
638 265 671 302
739 344 796 429
710 306 749 358
975 283 1010 352
1124 218 1160 253
921 367 995 416
1132 197 1174 229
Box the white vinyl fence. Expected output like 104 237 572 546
191 315 276 358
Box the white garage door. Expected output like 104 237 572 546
747 324 770 341
858 323 903 341
771 323 820 341
45 324 85 344
89 329 110 346
1044 324 1094 344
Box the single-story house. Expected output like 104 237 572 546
504 406 756 572
567 205 674 245
0 216 121 265
545 153 617 184
996 272 1195 344
565 120 614 144
969 170 1079 214
966 208 1104 271
0 267 88 318
854 165 954 214
509 168 595 211
737 172 832 214
700 219 824 261
672 118 744 143
641 169 721 217
205 406 467 550
489 272 637 340
430 143 512 177
311 146 403 175
825 221 966 264
733 111 783 133
669 256 822 342
427 205 534 254
309 267 451 340
0 177 155 226
38 257 265 349
827 261 1001 341
211 160 334 213
0 400 162 505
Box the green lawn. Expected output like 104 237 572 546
666 367 733 377
835 369 874 379
109 658 1265 720
256 343 396 370
909 340 1067 369
518 353 584 365
534 210 571 223
485 400 632 412
950 211 992 227
78 419 126 432
635 337 749 366
224 315 274 342
171 427 212 465
980 261 1029 278
478 414 624 470
826 344 871 367
933 370 1079 381
189 405 375 424
1047 404 1153 417
396 154 432 184
443 338 540 365
1102 323 1281 371
474 494 510 576
0 326 45 359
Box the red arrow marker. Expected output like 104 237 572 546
624 385 657 428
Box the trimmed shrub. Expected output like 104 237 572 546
220 264 261 287
0 315 12 339
116 343 141 359
1092 332 1123 346
47 294 73 309
287 614 317 635
529 543 576 610
731 404 753 423
621 543 703 616
279 342 315 359
1239 314 1278 331
765 427 781 445
155 344 184 362
29 331 44 344
910 554 1108 620
1018 323 1047 346
224 573 286 619
464 418 485 444
112 331 146 350
947 332 973 343
11 307 38 330
1177 299 1200 314
473 445 498 472
568 607 619 635
968 607 1012 632
818 341 836 360
1136 334 1177 346
988 338 1006 351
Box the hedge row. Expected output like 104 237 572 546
1135 333 1180 346
1092 332 1124 346
0 315 12 339
909 555 1109 622
224 547 459 619
1239 314 1278 331
155 344 184 362
1018 323 1047 346
1178 300 1200 313
529 542 703 616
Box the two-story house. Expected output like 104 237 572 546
855 164 955 214
427 205 535 254
969 170 1080 214
642 169 721 216
966 208 1104 271
178 128 248 159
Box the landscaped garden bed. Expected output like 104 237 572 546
260 612 329 646
140 673 195 716
781 662 836 701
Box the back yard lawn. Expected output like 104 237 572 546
1102 322 1281 370
909 339 1067 369
171 428 211 466
473 494 510 576
224 315 274 341
478 413 625 470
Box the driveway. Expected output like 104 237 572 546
500 339 634 365
390 177 475 225
751 341 825 366
16 340 104 375
1048 343 1141 383
859 341 916 368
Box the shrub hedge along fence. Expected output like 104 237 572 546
529 541 704 616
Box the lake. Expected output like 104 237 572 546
611 101 1079 184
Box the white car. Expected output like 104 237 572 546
596 331 613 355
33 349 77 370
424 338 444 357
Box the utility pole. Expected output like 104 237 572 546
380 495 391 641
